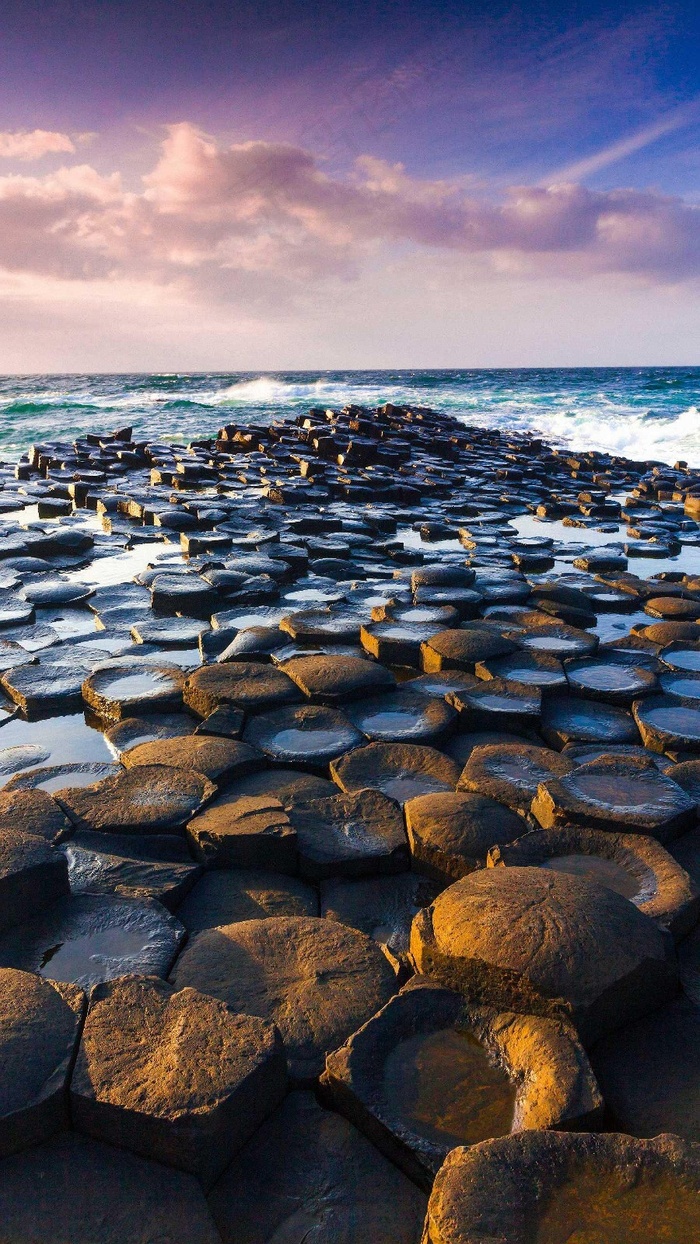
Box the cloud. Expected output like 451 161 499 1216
0 122 700 303
0 129 77 160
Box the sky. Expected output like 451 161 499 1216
2 0 700 370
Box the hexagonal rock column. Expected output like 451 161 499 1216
279 654 396 704
531 756 696 843
286 789 410 879
0 829 70 933
404 792 527 883
208 1091 427 1244
423 1131 700 1244
56 765 216 835
488 826 700 941
457 742 574 816
121 736 264 785
331 742 461 805
70 976 287 1191
183 662 302 717
0 969 84 1157
170 915 396 1083
410 867 678 1045
187 794 297 872
0 1131 221 1244
82 664 185 720
320 977 602 1190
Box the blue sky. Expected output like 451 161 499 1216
0 0 700 369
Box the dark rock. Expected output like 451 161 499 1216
0 1130 221 1243
0 968 84 1156
423 1131 700 1244
184 661 302 717
280 654 395 704
458 741 574 814
321 978 601 1190
288 789 409 879
243 703 363 767
187 794 297 871
177 869 318 932
57 764 215 834
541 693 639 748
121 735 264 784
0 828 70 931
208 1091 426 1244
82 663 185 719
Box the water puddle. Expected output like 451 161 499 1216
382 1028 516 1148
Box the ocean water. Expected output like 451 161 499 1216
1 367 699 466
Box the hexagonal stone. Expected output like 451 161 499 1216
57 764 215 834
564 656 658 704
243 704 363 767
187 794 296 871
458 742 574 814
0 893 185 990
404 791 526 883
541 694 639 749
177 870 318 932
287 789 409 879
104 712 196 757
222 766 336 807
475 649 567 690
361 620 444 665
634 693 700 754
0 1131 221 1244
659 669 700 705
0 788 71 842
660 640 700 672
321 978 601 1189
121 736 264 784
0 829 70 932
184 662 302 717
280 607 364 644
591 996 700 1141
62 841 201 909
82 663 185 720
645 595 700 620
411 867 677 1044
345 688 456 744
208 1091 427 1244
331 742 460 805
423 1132 700 1244
489 824 700 940
420 629 516 674
511 621 599 658
71 976 287 1190
531 755 696 842
279 654 395 704
1 663 87 715
446 676 541 731
0 968 84 1156
320 872 441 972
171 915 396 1083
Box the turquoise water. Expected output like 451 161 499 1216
1 368 699 465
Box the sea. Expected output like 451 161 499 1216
0 367 699 467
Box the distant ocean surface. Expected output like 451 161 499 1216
1 368 699 466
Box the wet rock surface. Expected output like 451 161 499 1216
321 977 601 1189
5 405 700 1236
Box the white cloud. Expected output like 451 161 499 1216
0 130 77 160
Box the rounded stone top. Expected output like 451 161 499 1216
412 866 676 1042
424 1131 700 1244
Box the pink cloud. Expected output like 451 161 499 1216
0 122 699 300
0 130 76 160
